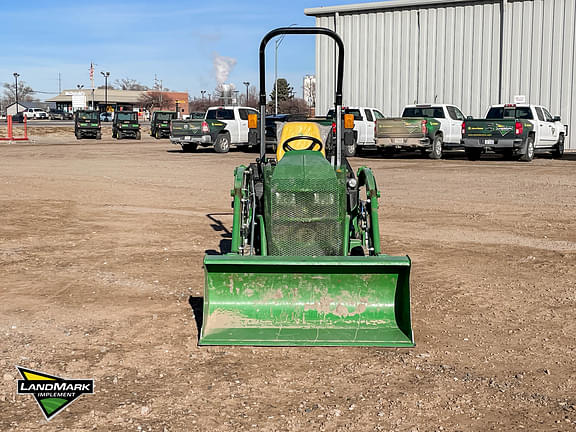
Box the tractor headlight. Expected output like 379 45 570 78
347 178 358 188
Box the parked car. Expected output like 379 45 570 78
375 104 465 159
23 108 48 120
48 109 73 120
462 104 567 161
100 112 113 122
10 112 25 123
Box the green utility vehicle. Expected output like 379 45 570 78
74 110 101 140
375 104 465 159
199 27 414 347
112 111 141 140
150 111 177 139
462 104 567 161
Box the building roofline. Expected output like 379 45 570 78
305 0 496 16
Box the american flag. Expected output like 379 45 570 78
89 62 94 80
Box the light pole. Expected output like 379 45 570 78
13 73 20 113
100 71 110 112
243 81 250 105
201 90 206 100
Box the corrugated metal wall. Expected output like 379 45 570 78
314 0 576 148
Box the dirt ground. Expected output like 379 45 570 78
1 127 575 431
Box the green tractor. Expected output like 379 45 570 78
150 111 177 139
112 111 141 140
74 110 101 140
200 27 414 347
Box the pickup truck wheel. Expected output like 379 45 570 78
429 135 443 159
182 144 197 153
214 133 231 153
343 141 357 157
520 136 535 162
552 134 564 159
465 148 481 161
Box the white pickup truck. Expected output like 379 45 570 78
327 106 385 156
375 104 465 159
170 106 259 153
462 104 567 161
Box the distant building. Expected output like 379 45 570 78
306 0 576 149
46 89 189 116
6 101 52 116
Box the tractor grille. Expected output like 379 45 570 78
266 177 345 256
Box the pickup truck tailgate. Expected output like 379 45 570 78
171 120 204 137
463 119 516 138
376 118 426 138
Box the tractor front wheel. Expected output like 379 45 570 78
136 131 141 140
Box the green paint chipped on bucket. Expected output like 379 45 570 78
200 255 414 347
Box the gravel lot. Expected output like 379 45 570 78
1 128 575 431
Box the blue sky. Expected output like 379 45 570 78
0 0 367 100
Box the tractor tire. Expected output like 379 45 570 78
214 133 231 153
552 134 564 159
519 135 535 162
112 130 117 139
465 148 482 161
155 129 161 139
429 135 443 159
96 131 101 140
182 144 198 153
343 140 357 157
76 132 82 140
118 131 123 140
136 131 141 140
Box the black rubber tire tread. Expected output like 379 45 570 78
214 133 231 153
552 134 564 159
519 135 535 162
429 135 443 160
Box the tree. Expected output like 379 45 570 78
2 81 35 105
114 78 149 91
138 91 175 111
278 98 309 114
269 78 293 105
97 84 116 90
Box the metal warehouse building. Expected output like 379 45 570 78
305 0 576 149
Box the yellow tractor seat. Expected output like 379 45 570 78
277 122 326 161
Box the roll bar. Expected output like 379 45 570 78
258 27 345 167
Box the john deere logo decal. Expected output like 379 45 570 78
16 366 94 421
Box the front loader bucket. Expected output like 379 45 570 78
199 255 414 347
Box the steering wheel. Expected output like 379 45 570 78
282 135 324 152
